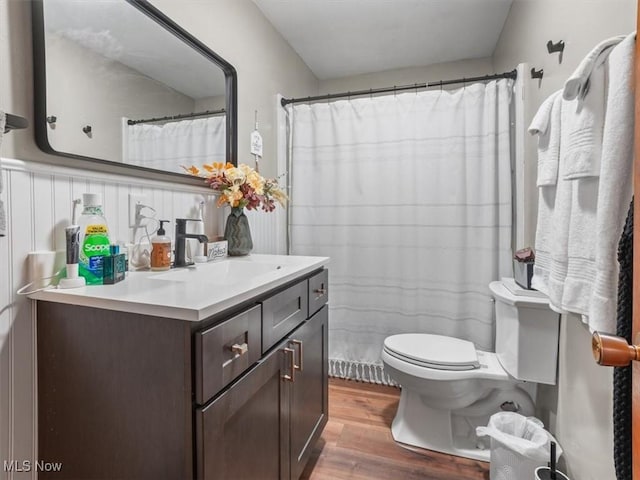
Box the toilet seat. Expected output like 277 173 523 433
383 334 480 371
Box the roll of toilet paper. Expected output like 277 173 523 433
28 251 63 284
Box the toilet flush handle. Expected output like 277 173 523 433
591 331 640 367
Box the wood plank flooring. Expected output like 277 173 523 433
301 378 490 480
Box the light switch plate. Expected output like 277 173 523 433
128 193 147 227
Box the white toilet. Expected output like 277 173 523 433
381 279 560 461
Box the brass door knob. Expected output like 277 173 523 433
592 331 640 367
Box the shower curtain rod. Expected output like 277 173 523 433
127 108 226 125
280 69 517 107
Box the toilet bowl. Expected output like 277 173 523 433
381 279 560 461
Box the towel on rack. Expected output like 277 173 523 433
529 90 562 186
561 58 608 180
0 110 5 237
530 91 563 298
541 100 577 312
589 32 636 334
563 35 624 101
536 91 601 315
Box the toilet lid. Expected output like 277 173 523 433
383 334 480 370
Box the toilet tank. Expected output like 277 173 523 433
489 279 560 385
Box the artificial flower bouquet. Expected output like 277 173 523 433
183 162 287 212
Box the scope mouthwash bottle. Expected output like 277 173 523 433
78 193 111 285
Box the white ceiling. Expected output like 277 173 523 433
253 0 514 80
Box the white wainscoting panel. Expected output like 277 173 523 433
0 158 244 480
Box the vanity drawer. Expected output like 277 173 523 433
261 280 308 353
308 269 329 317
194 304 262 405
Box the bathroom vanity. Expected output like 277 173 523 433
31 255 329 480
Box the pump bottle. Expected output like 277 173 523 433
150 220 172 271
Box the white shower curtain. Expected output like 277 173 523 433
287 80 513 384
122 115 226 173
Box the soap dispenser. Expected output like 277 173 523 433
150 220 171 271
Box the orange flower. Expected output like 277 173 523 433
181 165 200 176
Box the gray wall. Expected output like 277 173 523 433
46 34 195 163
493 1 637 479
318 57 494 93
151 0 319 179
0 1 318 478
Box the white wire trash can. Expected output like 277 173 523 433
476 412 563 480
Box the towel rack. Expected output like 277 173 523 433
4 113 28 134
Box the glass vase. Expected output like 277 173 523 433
224 207 253 256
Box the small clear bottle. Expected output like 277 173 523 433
78 193 111 285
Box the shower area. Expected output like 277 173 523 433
283 72 519 384
122 109 226 174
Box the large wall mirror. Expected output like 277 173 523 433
31 0 237 181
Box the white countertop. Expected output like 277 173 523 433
30 254 330 321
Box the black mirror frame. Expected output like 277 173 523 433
31 0 238 183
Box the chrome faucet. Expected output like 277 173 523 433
174 218 208 268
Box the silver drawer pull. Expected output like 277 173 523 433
290 339 303 372
230 343 248 355
283 347 296 382
313 288 326 295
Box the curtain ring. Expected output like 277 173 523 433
440 80 443 92
394 85 397 97
369 88 373 100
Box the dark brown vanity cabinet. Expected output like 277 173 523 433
196 271 329 480
196 306 328 480
36 268 328 480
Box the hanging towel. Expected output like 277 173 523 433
0 110 5 237
589 32 636 333
542 93 601 315
561 58 609 180
563 35 624 101
530 185 557 298
530 91 562 298
529 90 562 186
542 101 576 312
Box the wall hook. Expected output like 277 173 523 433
46 115 57 124
531 67 544 80
547 40 565 64
82 125 92 135
547 40 565 54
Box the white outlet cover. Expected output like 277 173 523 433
128 193 147 227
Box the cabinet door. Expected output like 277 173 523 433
288 305 329 480
196 340 294 480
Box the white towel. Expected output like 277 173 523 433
540 93 600 316
529 90 562 186
530 92 562 298
563 35 624 101
542 98 575 311
0 110 5 237
562 57 609 180
589 33 636 334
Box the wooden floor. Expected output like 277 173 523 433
300 378 490 480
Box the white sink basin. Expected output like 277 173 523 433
150 258 286 285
